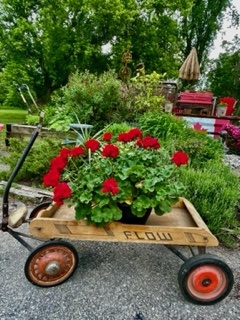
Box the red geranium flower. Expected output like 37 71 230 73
128 128 143 140
102 132 112 141
85 139 100 152
171 151 188 166
118 128 143 143
102 144 119 158
43 169 61 187
60 147 71 159
118 132 131 143
136 136 160 149
53 182 72 206
101 178 119 195
50 155 68 171
70 146 85 157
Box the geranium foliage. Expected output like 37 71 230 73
43 127 188 225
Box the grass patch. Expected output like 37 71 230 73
0 109 27 124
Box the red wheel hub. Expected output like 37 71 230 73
187 264 227 299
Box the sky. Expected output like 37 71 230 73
209 0 240 59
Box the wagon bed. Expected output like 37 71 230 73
29 197 218 247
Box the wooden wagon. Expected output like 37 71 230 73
0 113 234 305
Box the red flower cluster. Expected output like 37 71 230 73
102 132 112 141
43 169 61 187
127 128 143 140
69 146 84 157
171 151 188 166
85 139 100 152
50 156 67 171
53 182 72 206
102 144 119 158
60 147 71 159
135 136 160 149
101 178 119 195
118 128 143 143
43 145 87 205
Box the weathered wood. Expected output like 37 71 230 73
5 124 76 141
29 198 219 247
0 180 52 199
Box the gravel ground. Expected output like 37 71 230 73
0 230 240 320
224 154 240 173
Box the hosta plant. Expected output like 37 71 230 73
43 128 188 225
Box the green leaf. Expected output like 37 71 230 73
75 202 91 220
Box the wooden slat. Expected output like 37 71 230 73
181 198 212 232
6 124 77 140
0 180 52 199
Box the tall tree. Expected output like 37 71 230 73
0 0 236 106
179 0 238 66
206 35 240 101
0 0 194 106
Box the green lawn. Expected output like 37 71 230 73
0 109 27 124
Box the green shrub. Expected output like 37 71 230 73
138 110 224 168
174 130 225 169
179 160 239 247
45 70 127 133
129 71 166 119
0 138 62 184
138 110 190 140
25 115 39 125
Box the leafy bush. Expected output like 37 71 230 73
25 115 40 125
129 71 166 119
138 110 190 141
45 70 127 133
0 138 62 183
179 161 239 247
138 111 224 168
174 130 225 169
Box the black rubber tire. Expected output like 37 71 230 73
25 240 78 287
28 201 52 219
178 253 234 305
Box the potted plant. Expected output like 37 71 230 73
216 101 228 117
43 127 188 226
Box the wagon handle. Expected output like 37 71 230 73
1 112 44 232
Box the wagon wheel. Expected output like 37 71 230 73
28 201 52 219
25 240 78 287
178 254 234 305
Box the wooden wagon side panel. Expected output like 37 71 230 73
29 197 219 246
29 218 218 247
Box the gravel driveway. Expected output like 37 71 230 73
0 215 240 320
